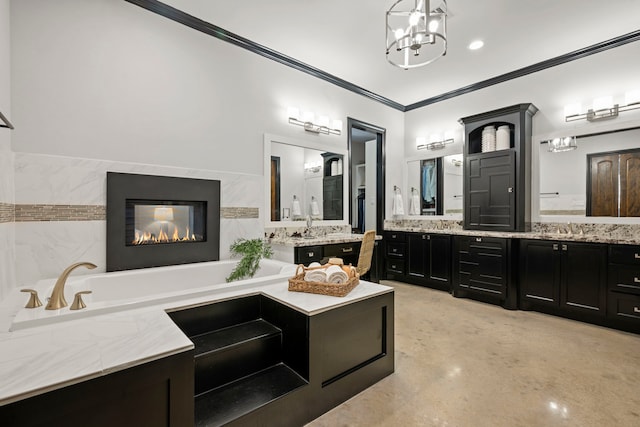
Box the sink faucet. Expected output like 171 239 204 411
46 262 97 310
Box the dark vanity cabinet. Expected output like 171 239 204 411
520 239 607 320
294 241 380 282
406 232 451 290
459 103 537 232
383 231 406 280
607 244 640 331
452 235 516 309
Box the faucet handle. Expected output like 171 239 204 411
70 291 92 311
20 289 43 309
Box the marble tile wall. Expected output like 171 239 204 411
11 153 265 288
0 146 15 302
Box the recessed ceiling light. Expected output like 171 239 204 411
468 40 484 50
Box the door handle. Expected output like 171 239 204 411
508 187 513 193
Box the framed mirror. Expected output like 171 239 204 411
264 134 348 227
406 153 463 218
538 126 640 219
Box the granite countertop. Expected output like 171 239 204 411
383 226 640 245
0 276 392 405
269 233 383 247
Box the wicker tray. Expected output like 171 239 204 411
288 264 360 297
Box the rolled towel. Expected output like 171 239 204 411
304 268 326 282
308 262 322 268
326 265 348 284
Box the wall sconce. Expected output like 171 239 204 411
416 131 454 150
546 136 577 153
304 160 322 173
564 91 640 122
288 107 342 135
0 111 14 129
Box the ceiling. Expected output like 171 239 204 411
162 0 640 108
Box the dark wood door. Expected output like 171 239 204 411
270 157 280 221
466 150 515 231
589 153 618 216
620 152 640 217
519 240 561 308
561 242 607 315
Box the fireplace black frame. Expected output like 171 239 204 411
107 172 220 272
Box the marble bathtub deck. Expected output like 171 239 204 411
308 281 640 427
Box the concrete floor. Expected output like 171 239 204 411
307 281 640 427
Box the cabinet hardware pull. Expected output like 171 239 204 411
508 187 513 193
422 235 427 239
634 307 640 313
342 248 353 253
308 252 314 257
392 248 397 252
561 244 568 251
391 264 396 269
475 237 482 242
636 253 640 259
552 244 558 250
635 277 640 283
391 234 396 239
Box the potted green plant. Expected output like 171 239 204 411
226 238 274 282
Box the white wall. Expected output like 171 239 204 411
7 0 404 291
404 41 640 223
0 0 15 302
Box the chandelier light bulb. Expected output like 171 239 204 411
394 28 405 40
428 19 439 32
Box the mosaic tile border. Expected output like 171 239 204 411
6 204 260 222
0 202 14 223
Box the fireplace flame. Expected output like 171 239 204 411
131 225 200 245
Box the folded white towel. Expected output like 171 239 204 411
310 200 320 216
409 193 420 215
304 268 326 282
292 199 302 216
392 193 404 216
308 262 322 268
326 265 348 284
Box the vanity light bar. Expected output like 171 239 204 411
288 117 342 135
417 138 454 150
287 107 342 136
565 94 640 123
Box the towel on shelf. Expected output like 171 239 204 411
310 199 320 216
409 193 420 215
326 265 349 284
392 192 405 216
292 199 302 216
304 267 326 282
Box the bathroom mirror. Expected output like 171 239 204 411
406 153 463 218
264 134 348 227
538 126 640 218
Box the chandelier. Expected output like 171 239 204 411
386 0 447 69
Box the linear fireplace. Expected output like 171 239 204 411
107 172 220 271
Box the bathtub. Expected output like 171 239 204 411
11 259 298 331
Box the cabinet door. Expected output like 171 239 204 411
466 150 516 231
620 152 640 217
561 242 607 315
455 236 508 296
406 233 428 281
428 234 451 285
520 240 561 307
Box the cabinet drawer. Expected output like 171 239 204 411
608 293 640 323
295 246 323 265
608 264 640 294
609 245 640 265
384 231 405 241
386 242 405 258
386 259 405 275
325 242 359 257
